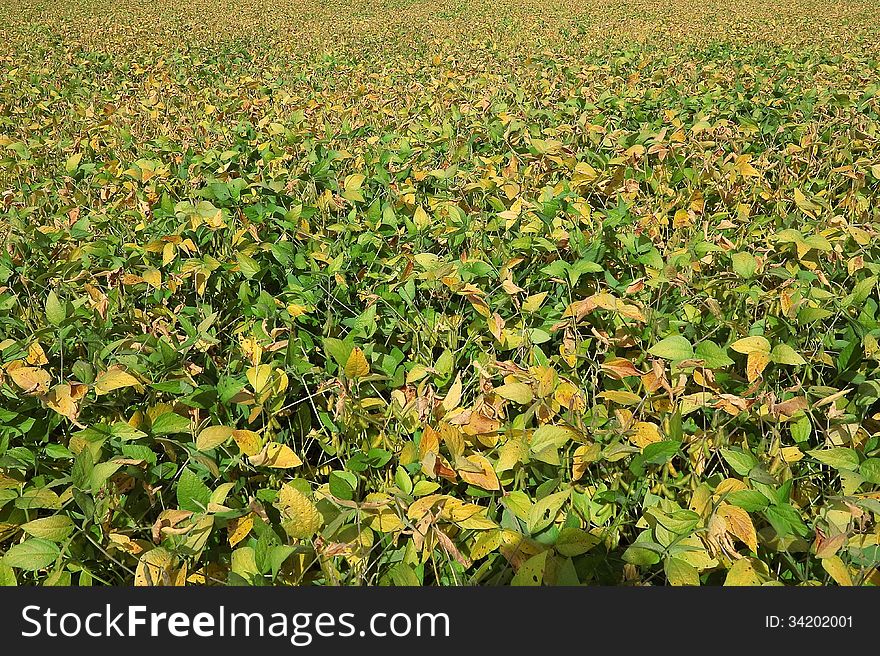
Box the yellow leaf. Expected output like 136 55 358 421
630 421 662 448
368 508 404 533
344 347 370 378
248 442 303 468
227 514 254 547
8 366 52 394
734 154 760 178
232 429 262 457
344 173 366 192
522 292 548 313
457 454 500 491
196 426 234 451
442 373 463 412
571 442 600 480
717 503 758 552
41 383 86 422
413 205 430 229
276 484 322 539
470 529 502 560
94 366 140 395
794 188 821 212
724 558 764 586
246 364 273 394
143 268 162 288
286 303 310 319
495 437 528 473
714 478 748 499
746 351 770 383
135 548 174 586
821 556 853 586
494 382 533 404
598 390 642 406
730 336 771 355
26 342 48 365
781 446 804 463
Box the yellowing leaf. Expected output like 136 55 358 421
142 268 162 288
248 442 303 469
8 366 52 394
724 558 764 586
821 555 853 586
135 548 174 586
598 390 642 406
231 429 262 457
94 366 140 395
717 503 758 552
196 425 234 451
511 550 548 586
227 514 254 547
470 529 502 561
276 485 322 539
344 347 370 378
665 557 700 586
457 454 500 491
494 382 533 404
794 188 821 213
522 292 548 313
26 342 48 365
730 336 771 355
630 421 662 448
746 351 770 383
344 173 366 192
246 364 273 394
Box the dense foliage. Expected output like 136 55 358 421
1 0 880 586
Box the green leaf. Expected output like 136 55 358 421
763 504 809 539
266 545 296 578
45 291 66 326
695 340 734 368
623 531 663 566
91 462 122 493
726 490 770 512
323 338 353 370
235 252 261 279
527 490 570 534
3 538 60 570
851 276 877 305
642 441 679 464
648 335 694 361
730 252 757 279
807 447 860 472
151 412 192 436
21 515 75 542
720 448 759 476
329 470 358 500
859 459 880 484
177 468 212 512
